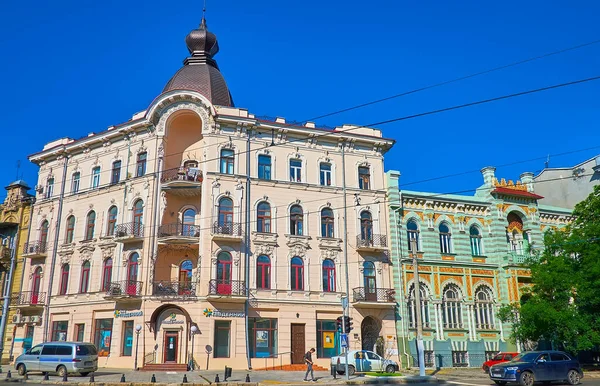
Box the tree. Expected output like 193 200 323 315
499 185 600 353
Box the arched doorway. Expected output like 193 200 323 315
149 305 194 365
361 316 382 353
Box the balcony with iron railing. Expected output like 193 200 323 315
161 167 203 196
157 223 200 244
22 241 48 258
114 223 144 242
207 279 247 302
352 287 395 308
104 280 143 300
356 234 388 251
11 291 46 307
212 222 243 241
152 281 197 298
505 251 536 265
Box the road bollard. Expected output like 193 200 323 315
245 374 250 382
23 373 28 380
120 374 126 382
183 374 188 383
90 373 95 382
151 374 156 383
43 372 49 381
215 374 220 383
6 370 11 379
62 372 68 382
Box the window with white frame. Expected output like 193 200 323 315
470 225 483 256
289 159 302 182
71 172 80 194
91 166 101 189
474 286 495 329
290 205 304 235
439 223 452 254
442 284 462 329
407 284 430 328
220 149 235 174
407 220 420 252
45 178 54 199
258 155 272 180
319 163 332 186
358 166 370 190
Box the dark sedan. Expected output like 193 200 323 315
489 351 583 386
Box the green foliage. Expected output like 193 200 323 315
499 185 600 353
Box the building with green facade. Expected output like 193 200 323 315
386 167 572 368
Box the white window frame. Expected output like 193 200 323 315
91 167 101 189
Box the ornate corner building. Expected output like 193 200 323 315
386 167 573 368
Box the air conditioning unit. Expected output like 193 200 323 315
31 316 41 324
12 315 21 324
21 316 31 323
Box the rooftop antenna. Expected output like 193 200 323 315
16 160 21 181
202 0 207 20
544 154 550 169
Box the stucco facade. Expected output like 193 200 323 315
386 167 572 369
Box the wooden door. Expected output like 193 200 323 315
163 332 178 363
291 324 305 364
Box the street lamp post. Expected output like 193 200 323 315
190 325 198 371
134 324 142 371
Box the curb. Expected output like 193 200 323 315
1 380 442 386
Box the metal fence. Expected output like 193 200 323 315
411 351 490 368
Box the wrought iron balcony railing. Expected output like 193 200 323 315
208 279 247 296
152 281 197 297
161 167 203 183
114 222 144 238
352 287 395 303
158 223 200 238
11 291 46 306
23 241 48 256
212 222 243 237
104 280 143 297
356 234 388 249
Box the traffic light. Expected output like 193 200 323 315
343 316 353 332
336 316 343 332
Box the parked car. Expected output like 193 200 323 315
15 342 98 377
483 352 519 372
489 351 583 386
331 350 399 375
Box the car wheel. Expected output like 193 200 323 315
483 365 490 373
17 364 26 376
57 365 67 378
385 365 395 373
494 381 507 385
519 371 534 386
348 365 356 376
567 369 581 385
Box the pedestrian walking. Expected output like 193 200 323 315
303 348 316 382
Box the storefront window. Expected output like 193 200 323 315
316 320 339 358
214 320 230 358
75 324 85 342
122 321 134 356
51 321 68 341
94 319 113 357
249 318 277 358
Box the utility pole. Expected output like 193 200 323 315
0 235 16 373
341 142 350 380
410 239 425 377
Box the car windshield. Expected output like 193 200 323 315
512 353 539 363
492 354 503 361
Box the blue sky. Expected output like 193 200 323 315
1 0 599 196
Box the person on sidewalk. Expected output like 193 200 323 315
303 348 316 382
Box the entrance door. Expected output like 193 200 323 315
291 324 305 364
164 332 179 363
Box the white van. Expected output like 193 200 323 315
15 342 98 377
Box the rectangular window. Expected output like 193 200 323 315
94 318 113 357
316 320 338 358
75 324 85 342
358 166 370 190
220 149 235 174
136 153 147 177
258 155 272 180
122 321 134 356
45 178 54 199
71 173 80 194
289 159 302 182
111 161 121 184
319 163 332 186
452 351 468 367
249 318 277 358
214 320 231 358
92 167 101 189
51 321 68 342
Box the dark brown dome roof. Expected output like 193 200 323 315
163 18 234 107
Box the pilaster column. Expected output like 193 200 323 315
437 303 445 340
467 304 475 341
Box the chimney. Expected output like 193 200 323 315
520 172 535 192
481 166 496 186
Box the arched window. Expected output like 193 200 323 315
85 211 96 240
442 284 462 329
322 259 336 292
407 283 430 328
363 261 377 301
470 226 483 256
102 258 113 292
474 286 495 330
439 223 452 254
407 220 419 252
31 267 42 304
182 208 196 236
79 261 91 293
321 208 334 238
256 255 271 290
179 259 193 294
291 257 304 291
218 197 234 226
126 253 139 295
133 200 144 237
507 212 525 254
360 211 373 241
220 149 235 174
39 220 49 247
216 252 232 294
65 216 75 243
59 264 69 295
107 206 118 236
257 202 272 233
290 205 303 236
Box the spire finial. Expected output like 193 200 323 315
201 0 207 27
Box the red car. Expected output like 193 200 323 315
482 352 519 372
